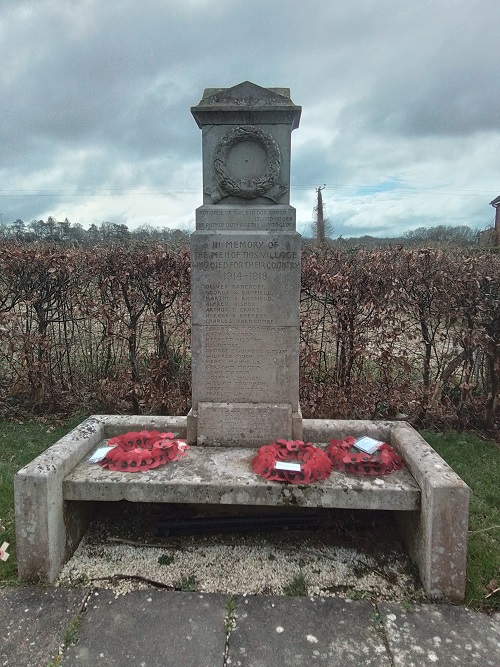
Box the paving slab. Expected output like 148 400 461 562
61 589 227 667
229 594 391 666
379 602 500 667
0 586 88 667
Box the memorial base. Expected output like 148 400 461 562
187 403 303 447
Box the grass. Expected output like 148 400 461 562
283 570 307 597
158 553 175 566
224 594 236 634
0 416 84 583
45 610 84 667
422 429 500 611
175 574 197 592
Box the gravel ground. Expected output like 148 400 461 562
57 503 426 601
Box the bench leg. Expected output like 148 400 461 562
392 425 470 602
14 417 103 582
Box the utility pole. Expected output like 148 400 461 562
490 196 500 247
314 185 326 243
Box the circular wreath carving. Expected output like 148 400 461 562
327 437 402 476
99 430 188 472
213 125 281 199
252 439 332 485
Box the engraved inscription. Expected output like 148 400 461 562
197 327 294 402
191 242 299 271
191 229 301 407
191 237 299 326
203 282 273 325
196 207 296 231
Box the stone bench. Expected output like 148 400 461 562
14 416 469 601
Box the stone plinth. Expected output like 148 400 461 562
189 221 301 446
190 222 300 417
188 82 302 446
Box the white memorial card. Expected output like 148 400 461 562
354 437 383 455
275 461 302 472
88 446 116 463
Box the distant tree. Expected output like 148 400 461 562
130 225 189 244
28 219 44 241
11 219 26 239
167 228 190 242
99 221 130 242
310 186 334 243
45 216 57 241
87 223 100 243
132 224 161 242
56 218 72 242
68 222 85 243
403 225 477 247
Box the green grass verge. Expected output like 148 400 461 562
422 429 500 611
0 416 83 583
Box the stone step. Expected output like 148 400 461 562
63 444 420 511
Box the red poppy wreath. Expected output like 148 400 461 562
99 430 188 472
327 437 402 476
252 439 332 485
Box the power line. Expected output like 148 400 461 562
0 185 495 197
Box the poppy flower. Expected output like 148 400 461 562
0 541 10 562
252 440 332 485
99 431 187 472
327 436 402 476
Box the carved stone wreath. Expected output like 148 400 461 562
212 125 283 201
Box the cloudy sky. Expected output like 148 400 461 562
1 0 499 237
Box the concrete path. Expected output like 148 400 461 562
1 588 499 667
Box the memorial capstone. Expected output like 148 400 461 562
187 82 302 446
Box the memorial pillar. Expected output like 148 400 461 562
187 81 302 446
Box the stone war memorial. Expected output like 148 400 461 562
188 81 302 447
15 82 470 602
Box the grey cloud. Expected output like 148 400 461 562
1 0 499 233
340 5 500 137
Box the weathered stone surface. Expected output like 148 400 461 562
16 415 470 600
191 325 299 408
3 588 500 667
101 414 188 438
195 402 293 446
303 419 395 443
189 83 302 446
306 419 470 602
64 437 420 510
190 229 300 328
14 415 187 582
14 416 103 582
191 82 301 207
391 423 470 602
380 602 500 667
192 82 301 130
196 204 296 231
62 591 226 667
0 587 88 667
230 595 391 666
